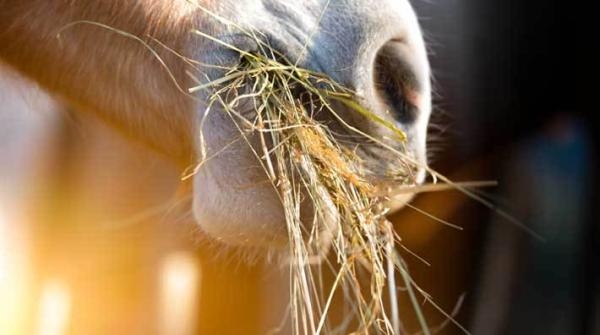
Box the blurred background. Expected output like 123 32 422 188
0 1 592 334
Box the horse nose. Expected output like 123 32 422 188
307 0 430 122
305 0 431 162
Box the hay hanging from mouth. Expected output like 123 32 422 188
190 35 432 334
53 15 523 335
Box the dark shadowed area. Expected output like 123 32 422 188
397 1 592 334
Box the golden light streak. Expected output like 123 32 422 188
159 251 201 335
36 279 71 335
0 203 31 335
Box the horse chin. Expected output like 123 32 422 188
192 179 340 251
192 146 427 249
191 157 344 250
192 175 422 250
192 169 289 249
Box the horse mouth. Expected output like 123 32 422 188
193 51 425 244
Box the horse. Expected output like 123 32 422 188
1 2 431 332
0 0 431 248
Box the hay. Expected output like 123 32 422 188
189 28 432 334
186 27 515 331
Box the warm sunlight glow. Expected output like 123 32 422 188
36 279 71 335
0 205 9 288
159 251 201 335
0 204 31 335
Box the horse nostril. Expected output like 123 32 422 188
373 39 420 124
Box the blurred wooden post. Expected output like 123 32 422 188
195 253 262 335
